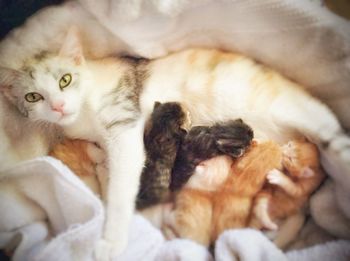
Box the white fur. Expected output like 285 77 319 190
187 155 232 191
0 95 58 171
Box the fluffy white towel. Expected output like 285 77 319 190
1 158 349 261
0 157 104 261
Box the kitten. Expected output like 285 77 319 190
165 141 281 247
1 27 349 258
170 119 254 191
49 139 106 196
136 101 191 209
250 140 326 248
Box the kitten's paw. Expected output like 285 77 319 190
263 220 278 231
86 143 106 164
267 169 285 186
181 109 192 131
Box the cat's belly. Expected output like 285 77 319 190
139 84 300 143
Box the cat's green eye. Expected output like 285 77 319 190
59 73 72 89
25 92 44 103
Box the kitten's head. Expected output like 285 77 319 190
0 27 88 126
282 140 320 177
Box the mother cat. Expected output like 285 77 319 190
0 27 349 259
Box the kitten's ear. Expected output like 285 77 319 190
300 167 315 178
59 26 85 65
153 101 161 109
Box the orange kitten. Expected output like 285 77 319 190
49 139 106 195
250 140 325 248
166 141 282 246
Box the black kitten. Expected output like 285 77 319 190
170 119 254 191
136 102 188 209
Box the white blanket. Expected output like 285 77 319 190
0 158 349 261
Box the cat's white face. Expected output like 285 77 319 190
0 27 88 126
22 56 86 125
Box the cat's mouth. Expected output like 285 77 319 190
54 111 75 124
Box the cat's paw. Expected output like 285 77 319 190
267 169 285 186
94 238 127 261
94 239 115 261
263 220 278 231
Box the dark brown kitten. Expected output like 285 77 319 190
170 119 254 191
136 101 188 209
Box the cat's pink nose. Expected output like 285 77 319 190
52 101 65 113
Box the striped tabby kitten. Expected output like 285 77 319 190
0 26 349 258
136 101 189 209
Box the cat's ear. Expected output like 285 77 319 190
0 67 23 101
300 167 315 178
59 26 85 65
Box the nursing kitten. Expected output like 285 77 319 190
250 140 326 248
170 119 254 191
1 27 349 258
137 101 189 209
165 141 281 247
49 139 106 196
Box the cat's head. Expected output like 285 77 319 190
0 27 88 126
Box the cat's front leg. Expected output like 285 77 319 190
94 119 146 260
